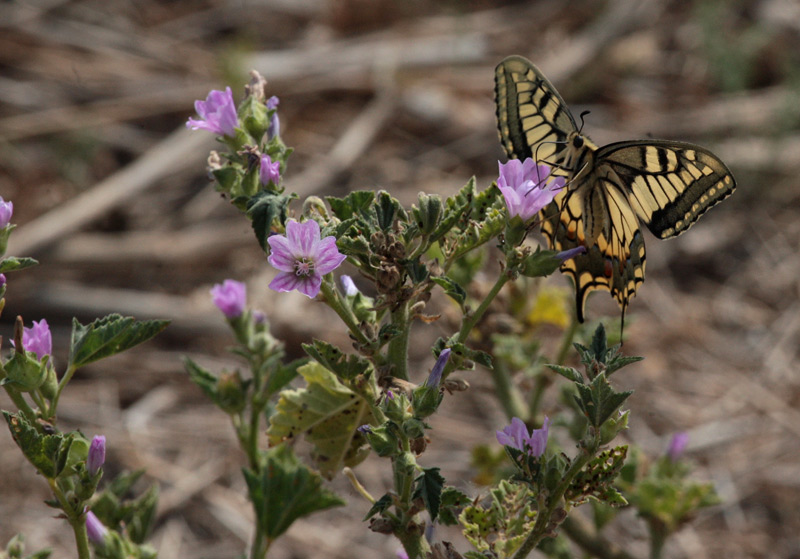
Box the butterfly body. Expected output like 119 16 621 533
495 55 736 321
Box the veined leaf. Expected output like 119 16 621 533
267 362 375 478
68 315 169 370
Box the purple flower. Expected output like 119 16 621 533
340 275 359 297
22 319 52 360
0 197 13 228
426 348 451 388
267 95 280 139
259 154 281 186
210 279 247 319
186 87 238 137
252 310 267 324
357 424 372 434
0 274 6 288
87 435 106 476
497 159 564 221
667 432 689 461
85 511 108 545
267 219 346 298
496 416 550 458
557 246 587 262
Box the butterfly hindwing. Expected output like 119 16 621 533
494 55 736 321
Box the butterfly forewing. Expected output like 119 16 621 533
495 56 577 169
494 55 736 321
597 141 736 239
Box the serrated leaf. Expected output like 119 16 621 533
265 357 305 396
267 362 375 478
546 364 584 384
245 189 295 251
377 323 402 346
575 373 633 427
439 487 472 526
326 191 375 220
431 276 466 307
565 446 628 505
375 191 404 231
459 480 536 558
68 315 169 370
413 467 445 522
302 339 372 381
183 357 218 400
605 354 644 376
3 411 64 478
245 445 344 540
363 493 393 521
0 257 38 273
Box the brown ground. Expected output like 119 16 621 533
1 1 799 558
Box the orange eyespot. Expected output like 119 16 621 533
603 259 613 278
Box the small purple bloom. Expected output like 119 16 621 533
85 511 108 545
210 279 247 319
259 154 281 186
557 246 587 262
340 275 359 297
385 389 395 401
497 159 565 221
496 416 550 458
426 348 451 388
667 431 689 461
267 219 346 298
267 95 280 139
0 197 13 228
357 424 372 434
22 319 52 360
252 310 267 324
87 435 106 476
186 87 238 137
0 274 6 288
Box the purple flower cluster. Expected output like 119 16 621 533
496 416 550 458
22 319 52 360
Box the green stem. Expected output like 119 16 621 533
456 273 510 344
70 515 92 559
3 385 37 420
512 442 597 559
386 302 410 380
250 528 269 559
489 360 526 420
560 515 635 559
320 279 371 348
50 364 78 419
555 313 579 366
648 521 668 559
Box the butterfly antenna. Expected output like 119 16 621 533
578 110 591 133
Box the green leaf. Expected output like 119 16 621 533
459 480 536 558
0 257 38 273
431 276 466 308
126 484 159 544
267 362 375 478
326 191 375 220
245 189 295 251
3 411 65 478
448 342 493 370
183 357 218 400
574 373 633 428
245 444 344 540
546 364 583 384
413 467 445 522
265 357 305 396
565 446 628 506
438 487 471 526
363 493 393 520
374 191 405 231
302 339 372 381
68 315 169 370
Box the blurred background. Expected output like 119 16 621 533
1 0 799 557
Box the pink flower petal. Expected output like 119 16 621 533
296 274 323 298
313 237 346 275
286 219 320 255
269 272 303 293
267 235 297 272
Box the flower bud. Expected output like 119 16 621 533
85 511 108 546
216 370 247 414
87 435 106 476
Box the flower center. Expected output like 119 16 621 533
294 258 314 277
